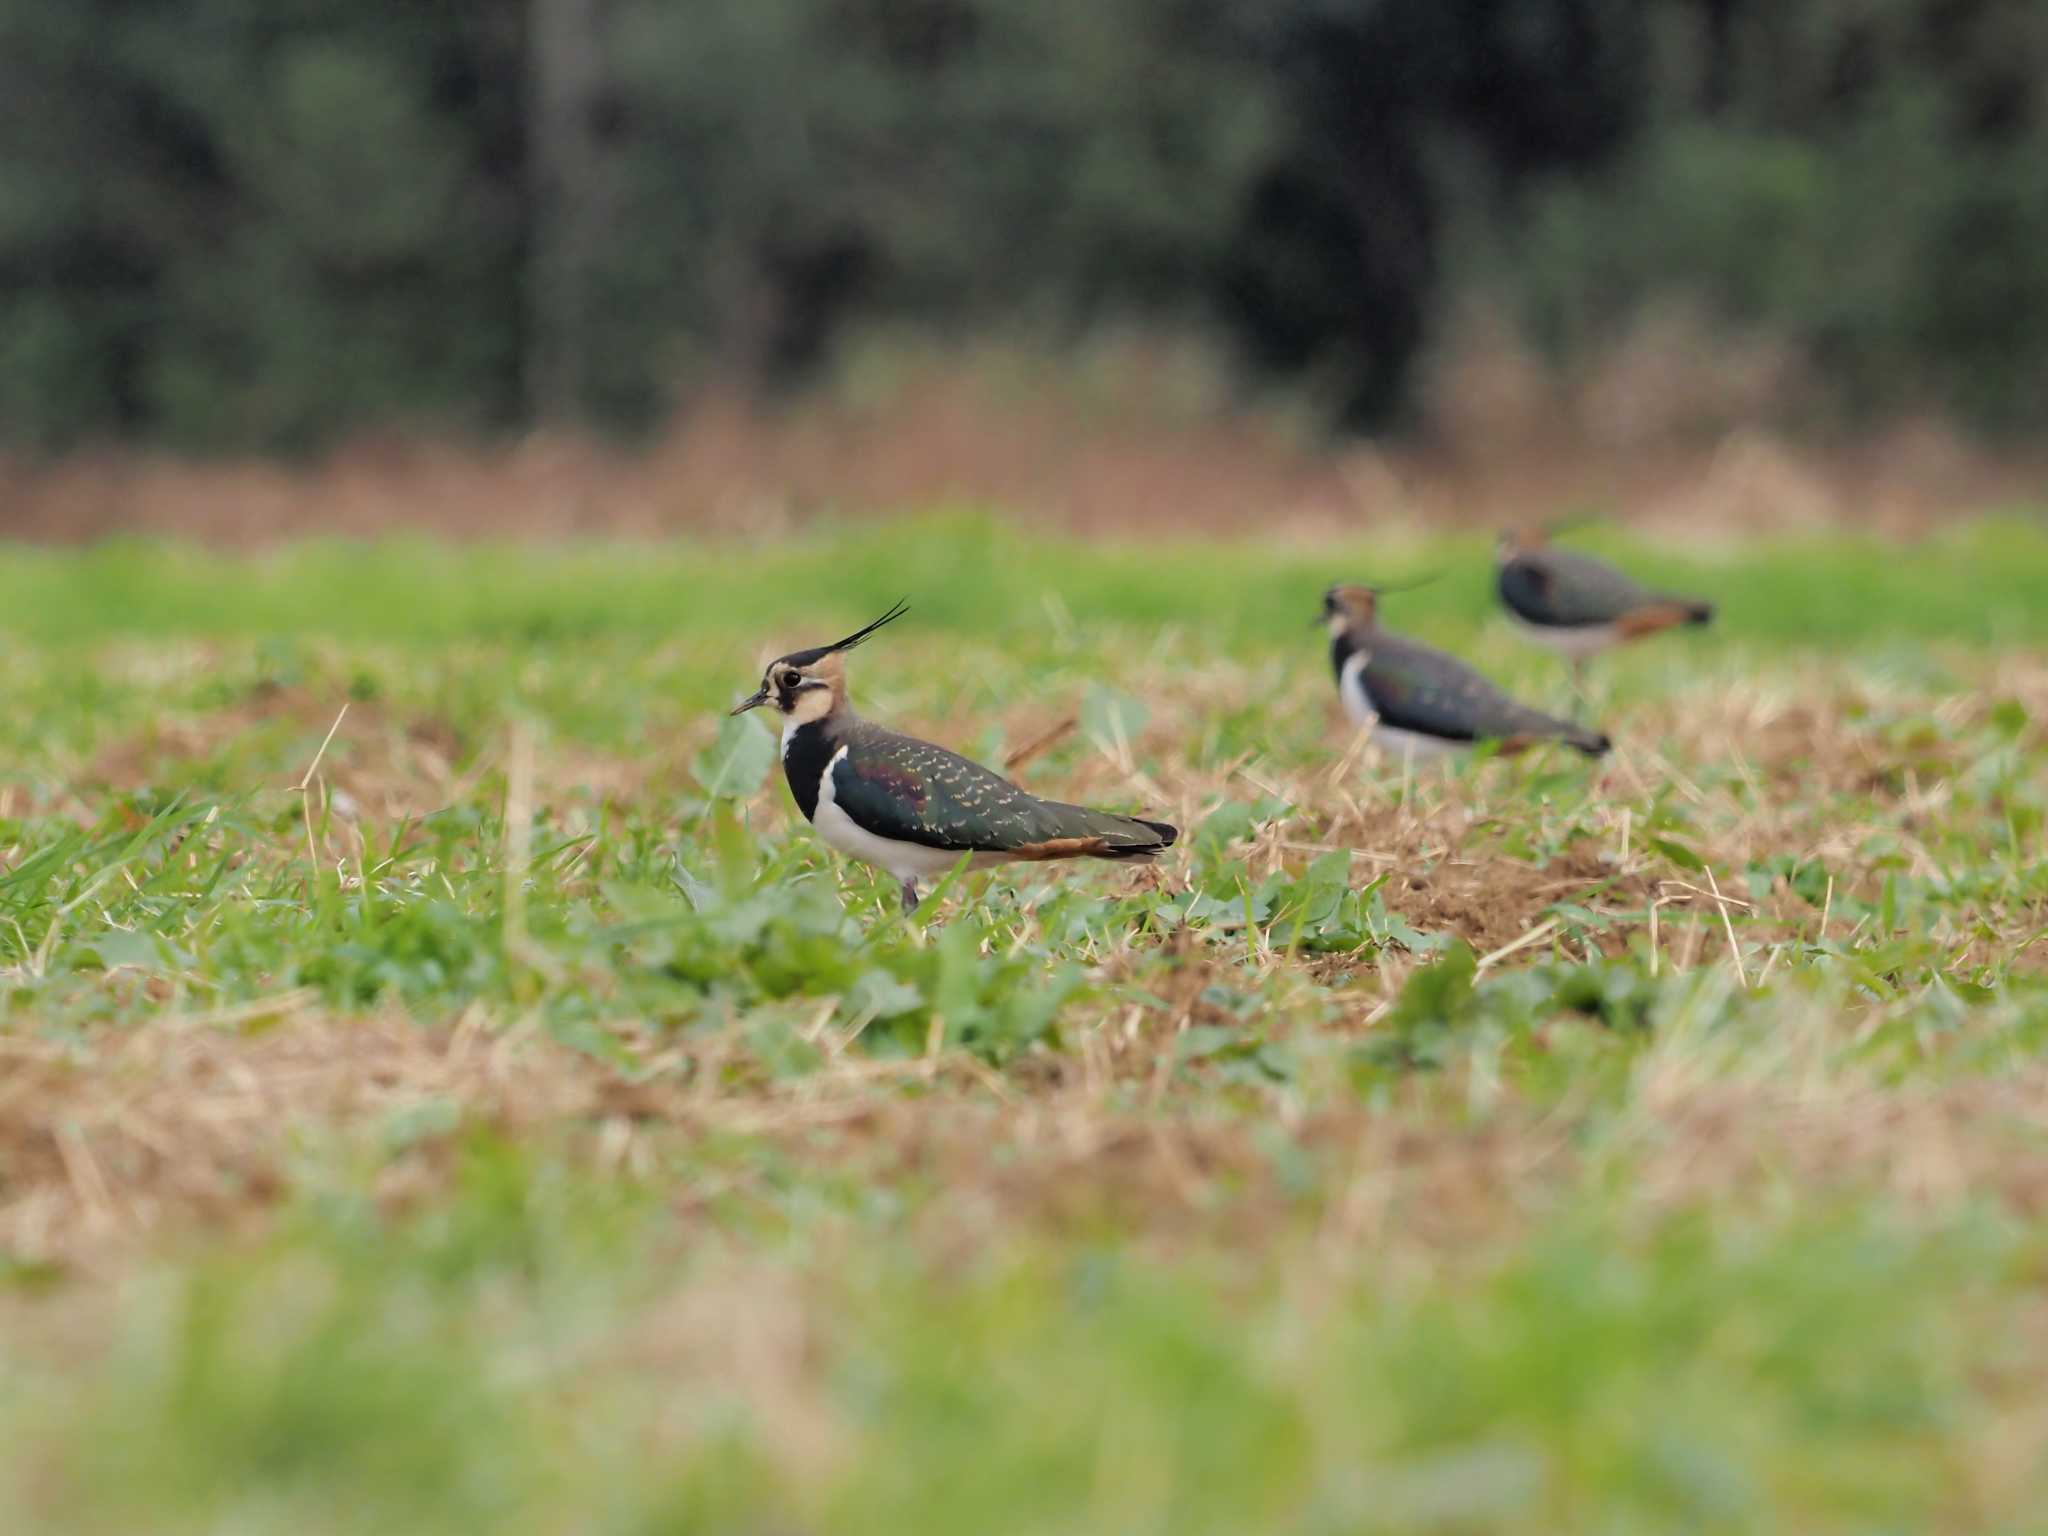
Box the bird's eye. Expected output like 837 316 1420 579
779 670 801 690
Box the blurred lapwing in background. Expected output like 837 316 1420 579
1496 528 1714 685
732 601 1178 913
1321 584 1610 763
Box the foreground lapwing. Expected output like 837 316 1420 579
1321 584 1610 761
730 601 1178 913
1496 528 1713 682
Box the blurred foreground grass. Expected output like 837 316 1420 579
3 514 2048 1532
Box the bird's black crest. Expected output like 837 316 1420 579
1322 572 1440 624
779 599 910 668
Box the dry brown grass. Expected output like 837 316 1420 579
76 679 673 823
12 990 2048 1285
3 349 2042 545
5 650 2045 1278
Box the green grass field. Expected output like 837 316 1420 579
5 514 2048 1533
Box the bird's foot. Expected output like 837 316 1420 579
899 879 921 915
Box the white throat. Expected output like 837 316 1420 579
777 686 837 756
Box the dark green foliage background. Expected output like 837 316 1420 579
3 0 2045 448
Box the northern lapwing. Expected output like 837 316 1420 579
730 601 1178 913
1496 529 1713 683
1321 584 1610 761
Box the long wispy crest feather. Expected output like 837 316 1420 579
1355 570 1442 598
1321 570 1442 628
824 598 910 655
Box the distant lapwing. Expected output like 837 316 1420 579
1321 584 1610 762
731 602 1178 913
1496 529 1714 683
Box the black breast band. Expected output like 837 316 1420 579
781 722 837 823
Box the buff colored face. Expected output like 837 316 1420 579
730 653 841 721
1321 586 1378 633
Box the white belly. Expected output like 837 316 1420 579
1508 613 1618 660
1369 724 1462 762
1340 652 1463 762
811 746 998 880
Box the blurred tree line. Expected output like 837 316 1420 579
1 0 2043 451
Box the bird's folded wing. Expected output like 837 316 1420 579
1518 551 1656 626
831 734 1058 852
1365 649 1563 741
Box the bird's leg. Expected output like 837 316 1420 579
1570 657 1590 709
899 878 921 915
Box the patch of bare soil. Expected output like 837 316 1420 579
1388 843 1661 957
